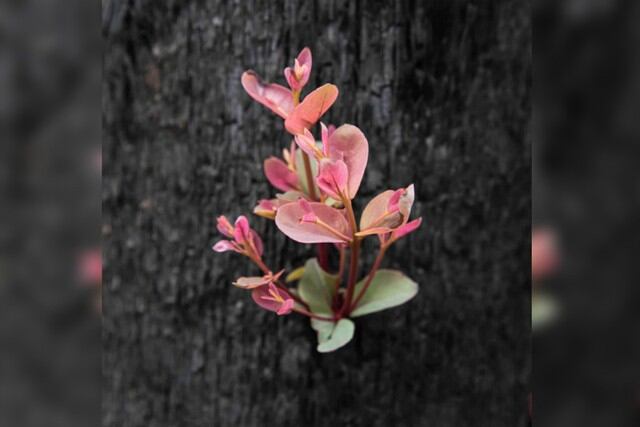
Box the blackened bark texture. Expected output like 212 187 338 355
103 1 530 426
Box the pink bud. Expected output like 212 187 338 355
234 216 250 243
216 215 235 237
283 47 312 91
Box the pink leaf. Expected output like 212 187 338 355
277 299 295 315
316 158 349 200
241 71 294 119
284 84 339 134
391 217 423 240
276 200 352 244
216 215 235 237
251 283 294 315
253 191 303 220
212 240 236 253
359 190 402 230
325 124 369 199
234 216 250 243
294 129 321 158
264 157 299 192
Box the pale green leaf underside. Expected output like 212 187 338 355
316 318 355 353
350 269 418 317
298 258 337 316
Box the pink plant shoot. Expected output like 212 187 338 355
215 48 422 352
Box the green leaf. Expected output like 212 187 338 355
532 293 559 330
285 266 305 283
310 318 334 342
295 149 319 197
350 269 418 317
298 258 338 316
316 318 355 353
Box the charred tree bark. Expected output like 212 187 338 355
103 1 530 426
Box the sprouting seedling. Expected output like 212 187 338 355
214 48 422 352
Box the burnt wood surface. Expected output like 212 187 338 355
103 1 530 426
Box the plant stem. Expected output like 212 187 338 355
339 195 361 316
317 243 330 271
302 152 318 201
291 88 318 203
340 239 360 315
349 246 387 313
293 306 334 322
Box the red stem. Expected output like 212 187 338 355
293 306 334 322
317 243 330 271
349 247 387 314
340 239 360 317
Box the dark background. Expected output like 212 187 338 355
103 1 530 426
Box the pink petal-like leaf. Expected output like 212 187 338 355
241 71 294 119
253 191 304 219
316 158 349 200
212 240 236 253
251 283 294 315
326 124 369 199
276 201 352 244
216 215 234 237
264 157 299 192
398 184 415 218
359 190 401 230
254 199 278 219
391 217 423 240
294 129 320 158
277 298 295 315
234 216 250 243
284 84 339 135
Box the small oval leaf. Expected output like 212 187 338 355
350 269 418 317
286 266 306 283
317 319 355 353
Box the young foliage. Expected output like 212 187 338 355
213 48 423 352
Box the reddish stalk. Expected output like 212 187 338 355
302 153 319 201
339 195 361 316
293 306 334 322
349 246 387 314
317 243 330 271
